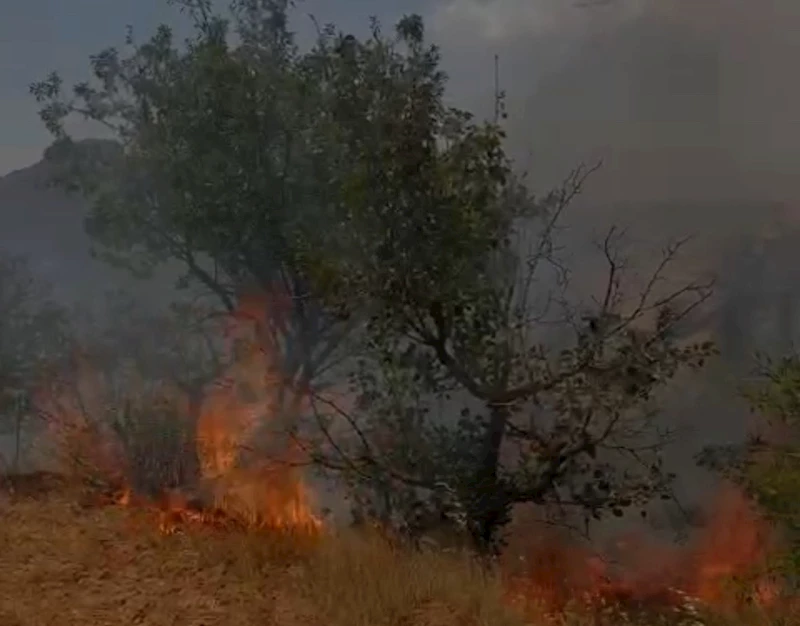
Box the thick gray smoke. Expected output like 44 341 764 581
427 0 800 520
426 0 800 363
432 0 800 205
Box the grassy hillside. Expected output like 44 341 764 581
0 475 797 626
0 478 524 626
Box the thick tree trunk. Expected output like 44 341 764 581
177 385 204 494
468 403 511 555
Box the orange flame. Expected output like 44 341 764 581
36 291 322 536
33 290 795 622
503 484 787 620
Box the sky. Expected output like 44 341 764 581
0 0 636 177
3 0 800 208
0 0 415 176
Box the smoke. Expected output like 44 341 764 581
430 0 800 207
432 0 645 41
426 0 800 515
426 0 800 367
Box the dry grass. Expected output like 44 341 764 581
0 488 526 626
0 484 795 626
291 530 523 626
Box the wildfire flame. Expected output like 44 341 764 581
29 290 796 622
35 291 322 537
503 484 788 619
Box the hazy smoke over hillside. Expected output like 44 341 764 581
425 0 800 364
425 0 800 507
433 0 800 208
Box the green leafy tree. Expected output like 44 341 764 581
30 0 351 404
31 1 715 552
698 354 800 589
284 16 716 552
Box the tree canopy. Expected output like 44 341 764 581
698 354 800 588
31 0 715 553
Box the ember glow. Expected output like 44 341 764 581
503 484 787 619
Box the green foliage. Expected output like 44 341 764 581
289 17 715 547
699 353 800 589
297 18 531 326
299 17 716 548
30 0 359 391
33 7 304 298
30 0 715 553
297 21 716 547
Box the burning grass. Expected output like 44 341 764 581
501 486 793 621
0 480 797 626
0 484 526 626
5 295 795 625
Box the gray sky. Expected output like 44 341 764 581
4 0 800 207
0 0 639 177
0 0 427 176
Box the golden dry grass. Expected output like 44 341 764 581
0 489 527 626
0 484 795 626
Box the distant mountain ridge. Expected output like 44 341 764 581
0 142 174 312
0 140 800 354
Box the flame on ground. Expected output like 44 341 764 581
28 290 796 621
34 292 322 537
502 484 789 620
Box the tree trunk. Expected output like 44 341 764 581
12 398 23 473
468 403 511 555
181 385 205 488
